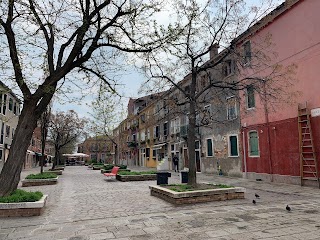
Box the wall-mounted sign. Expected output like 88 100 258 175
311 108 320 117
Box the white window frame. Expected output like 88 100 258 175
243 40 251 65
206 138 214 157
246 86 255 110
226 96 237 120
248 130 260 157
228 134 239 157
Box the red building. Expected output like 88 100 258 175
238 0 320 186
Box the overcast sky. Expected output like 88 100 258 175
53 0 283 120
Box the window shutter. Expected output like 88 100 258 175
230 136 238 156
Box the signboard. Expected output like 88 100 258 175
311 108 320 117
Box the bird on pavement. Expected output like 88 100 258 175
286 205 291 212
252 199 256 204
255 193 260 198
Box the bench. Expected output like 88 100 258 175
103 166 120 180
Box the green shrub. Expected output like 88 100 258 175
103 164 127 170
118 171 156 176
26 173 57 179
0 189 43 203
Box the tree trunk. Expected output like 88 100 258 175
187 66 197 186
0 103 38 196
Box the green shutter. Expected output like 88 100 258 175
207 139 213 156
249 132 259 156
230 136 238 156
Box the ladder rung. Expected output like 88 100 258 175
303 171 317 174
302 145 313 147
299 120 309 123
302 133 311 135
302 152 315 154
302 177 319 181
303 158 316 160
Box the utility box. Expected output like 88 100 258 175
156 172 171 185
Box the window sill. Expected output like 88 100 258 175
228 155 239 158
246 107 255 111
249 155 260 158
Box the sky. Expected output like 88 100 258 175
53 0 283 122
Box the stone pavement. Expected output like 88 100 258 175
1 166 320 240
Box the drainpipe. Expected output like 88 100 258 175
242 130 247 178
263 80 273 182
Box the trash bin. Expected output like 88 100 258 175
180 171 188 183
156 172 171 185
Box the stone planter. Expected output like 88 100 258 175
44 170 62 175
22 177 58 187
92 165 104 170
0 195 48 217
116 174 157 182
101 169 131 174
149 185 245 205
50 167 64 171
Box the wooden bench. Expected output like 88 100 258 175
103 166 120 180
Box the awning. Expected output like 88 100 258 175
152 143 166 150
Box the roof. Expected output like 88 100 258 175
233 0 301 44
0 80 22 103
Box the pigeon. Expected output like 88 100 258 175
255 193 260 198
252 199 256 204
286 205 291 211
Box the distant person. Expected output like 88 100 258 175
173 155 179 172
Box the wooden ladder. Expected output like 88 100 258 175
298 103 320 188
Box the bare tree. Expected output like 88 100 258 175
39 105 51 174
49 110 86 169
0 0 176 196
88 88 126 164
142 0 297 186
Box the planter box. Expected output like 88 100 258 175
92 165 104 170
101 169 131 174
149 185 245 205
116 174 157 182
50 167 64 171
44 170 62 175
0 195 48 217
22 177 58 187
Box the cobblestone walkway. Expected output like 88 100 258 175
1 166 320 240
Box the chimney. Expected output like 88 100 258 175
209 43 219 59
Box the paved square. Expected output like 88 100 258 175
1 166 320 240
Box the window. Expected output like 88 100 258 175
206 138 213 157
140 130 145 141
140 114 145 123
249 131 259 156
5 125 10 138
0 149 2 161
227 96 237 120
0 94 2 114
195 140 200 150
13 102 17 115
228 135 239 157
2 94 7 115
243 41 251 64
0 122 3 144
12 128 14 139
152 149 157 158
146 148 150 158
174 117 180 133
153 125 160 138
204 105 211 115
163 122 168 136
9 98 13 111
222 60 234 77
246 85 255 109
